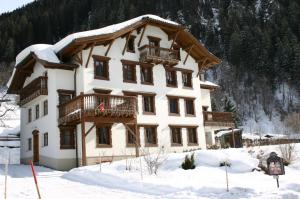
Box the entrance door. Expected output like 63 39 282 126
33 131 39 163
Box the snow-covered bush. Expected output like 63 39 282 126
279 143 296 165
143 148 166 175
181 153 196 170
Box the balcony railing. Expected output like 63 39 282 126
203 111 234 127
139 45 179 65
58 94 137 125
19 76 48 106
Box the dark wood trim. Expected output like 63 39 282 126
140 64 154 85
167 96 180 116
93 56 110 80
92 55 111 61
57 89 75 95
105 40 114 56
184 98 196 117
182 70 193 89
122 31 132 55
122 90 156 96
122 61 137 83
143 125 158 147
60 126 76 149
170 30 181 49
85 42 96 68
169 126 183 146
142 93 156 115
126 35 137 53
183 45 194 65
85 124 96 136
125 124 140 147
147 36 161 41
95 124 112 148
165 68 178 88
168 124 199 128
43 63 78 71
186 127 198 146
138 25 147 47
93 88 112 94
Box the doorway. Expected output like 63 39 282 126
32 130 39 163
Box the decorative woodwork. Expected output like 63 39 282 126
19 76 48 106
203 111 234 127
139 45 179 65
58 93 137 126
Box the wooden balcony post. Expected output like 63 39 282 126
134 121 139 157
80 92 87 166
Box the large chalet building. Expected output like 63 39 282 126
7 15 234 170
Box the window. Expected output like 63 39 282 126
123 64 136 83
28 138 32 151
93 55 110 80
43 100 48 116
60 128 75 149
182 72 192 88
170 127 182 146
166 69 177 87
168 97 180 115
58 90 74 105
142 95 155 114
44 133 48 147
172 44 181 60
148 36 160 56
35 104 39 120
185 98 195 116
187 128 198 145
140 65 153 85
127 35 136 53
28 108 32 123
144 126 157 147
126 125 136 147
96 125 111 147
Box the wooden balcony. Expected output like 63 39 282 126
139 45 179 65
203 111 235 127
58 94 137 125
19 76 48 106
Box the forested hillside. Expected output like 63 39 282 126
0 0 299 132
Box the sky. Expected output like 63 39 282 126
0 0 35 14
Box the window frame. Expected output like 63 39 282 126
60 127 75 149
187 127 198 146
57 89 75 105
142 94 156 115
182 71 193 88
43 100 48 116
28 108 32 123
169 126 182 146
96 124 112 148
126 125 140 147
35 104 39 120
93 55 110 80
127 35 136 53
44 132 48 147
122 61 137 83
184 98 196 116
140 64 154 85
167 96 180 116
165 68 177 87
28 138 32 151
143 125 158 147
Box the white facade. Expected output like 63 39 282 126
16 19 228 170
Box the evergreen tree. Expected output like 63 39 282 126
223 96 240 127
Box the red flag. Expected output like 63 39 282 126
99 102 105 112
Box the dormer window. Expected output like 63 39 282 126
127 35 136 53
93 55 110 80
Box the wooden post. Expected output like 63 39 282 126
232 128 236 148
138 25 147 47
30 160 41 199
80 92 87 166
225 160 229 192
134 122 139 157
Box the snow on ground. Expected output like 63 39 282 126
0 144 300 199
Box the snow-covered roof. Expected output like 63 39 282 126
15 15 179 65
215 129 241 138
200 80 219 88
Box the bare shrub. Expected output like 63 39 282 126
279 143 296 165
142 147 167 175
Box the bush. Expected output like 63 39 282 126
279 143 296 166
181 153 196 170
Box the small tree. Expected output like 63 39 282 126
143 147 166 175
279 143 296 166
181 153 196 170
223 96 240 127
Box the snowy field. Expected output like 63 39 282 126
0 144 299 199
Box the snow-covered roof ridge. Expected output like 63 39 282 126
15 44 60 65
199 80 220 87
54 14 179 53
15 15 179 66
